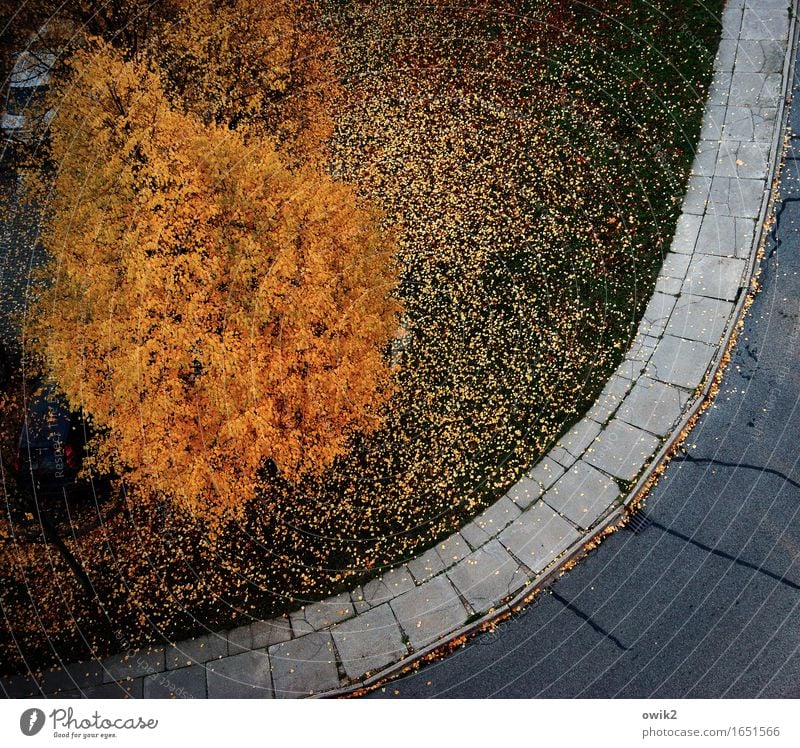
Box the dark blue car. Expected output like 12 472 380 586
11 382 89 498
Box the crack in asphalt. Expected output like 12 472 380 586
675 454 800 491
766 194 800 259
649 520 800 592
550 590 630 652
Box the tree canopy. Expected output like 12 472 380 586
152 0 339 165
27 42 400 523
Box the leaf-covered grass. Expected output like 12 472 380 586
0 0 723 674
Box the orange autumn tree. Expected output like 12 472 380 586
28 44 401 522
152 0 339 166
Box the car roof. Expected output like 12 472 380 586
19 384 73 446
9 50 56 89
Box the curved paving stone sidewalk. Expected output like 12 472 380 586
2 0 795 700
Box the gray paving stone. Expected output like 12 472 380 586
671 213 702 254
471 495 521 536
759 39 786 74
742 0 794 8
44 688 84 699
647 335 715 390
616 377 691 436
654 275 683 296
39 661 104 694
721 4 743 40
527 456 566 491
707 72 732 106
446 539 525 613
586 375 634 424
734 37 765 71
81 680 143 699
547 445 576 468
103 647 165 683
715 38 738 71
625 334 658 364
741 9 789 41
584 420 661 482
543 461 621 530
557 417 602 458
682 175 712 214
634 319 663 348
665 294 734 345
707 175 764 218
225 625 253 655
331 604 407 680
53 684 94 698
730 71 782 107
352 590 369 613
716 140 770 179
696 213 755 257
728 71 774 109
661 251 692 279
290 592 355 635
722 105 755 140
434 532 472 568
639 293 677 337
683 254 746 301
691 139 720 177
616 356 649 380
497 501 582 573
735 217 756 256
354 566 416 611
735 39 786 74
757 73 783 107
728 70 766 106
700 104 727 141
251 617 292 649
459 520 491 550
269 632 340 698
406 545 446 582
207 650 273 698
505 476 543 511
723 106 778 142
0 672 43 698
166 633 227 670
390 575 469 650
753 107 779 142
143 665 207 699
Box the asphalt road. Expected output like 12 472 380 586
370 58 800 700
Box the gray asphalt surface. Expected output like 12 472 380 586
369 58 800 701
